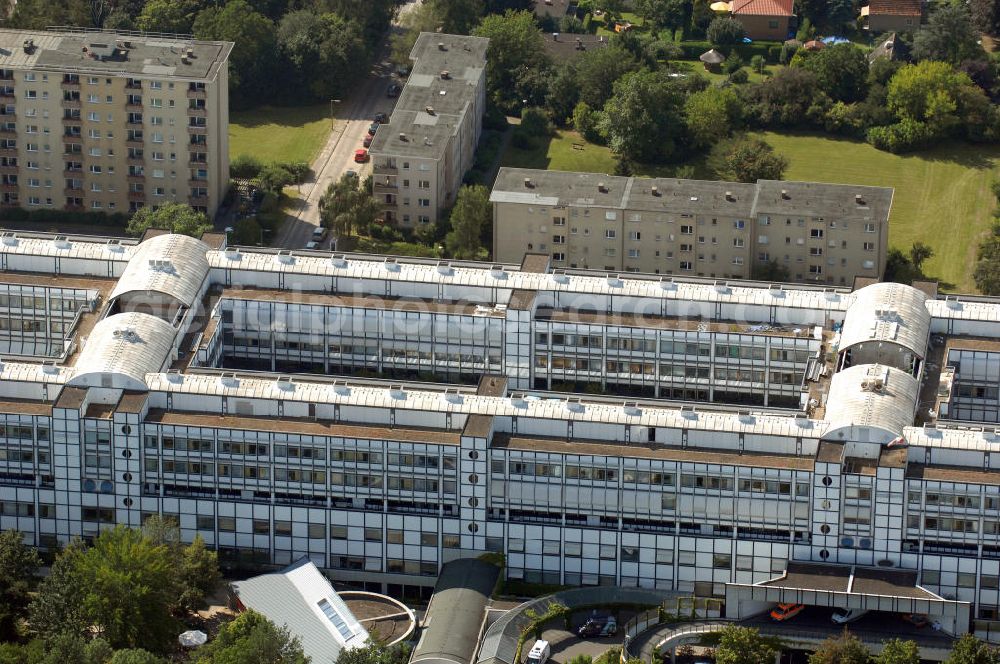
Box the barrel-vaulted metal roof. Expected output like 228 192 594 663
69 312 176 390
823 364 919 443
109 233 210 309
839 282 930 359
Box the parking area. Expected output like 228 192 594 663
531 609 641 664
743 605 944 640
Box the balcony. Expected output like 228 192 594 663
0 146 16 157
125 137 143 148
126 156 144 166
373 180 397 193
60 80 80 91
0 182 17 192
63 135 82 145
186 106 207 117
61 116 82 126
0 91 14 102
188 157 207 166
187 125 207 135
1 198 18 207
64 203 84 212
125 102 142 111
189 195 208 205
0 164 17 174
62 169 83 177
187 178 208 187
127 190 145 202
127 173 145 183
63 186 84 196
0 127 15 137
374 163 398 174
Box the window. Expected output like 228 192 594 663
629 231 641 240
863 242 875 251
317 598 356 640
605 229 616 239
810 229 824 239
330 525 348 540
733 220 745 229
864 223 876 233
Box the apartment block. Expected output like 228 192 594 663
369 33 488 228
0 29 232 218
491 168 892 286
2 233 1000 640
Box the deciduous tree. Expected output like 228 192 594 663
714 626 777 664
193 1 277 105
0 530 41 641
635 0 687 34
574 46 641 109
428 0 484 34
195 609 307 664
798 43 869 103
709 135 788 183
945 631 1000 664
445 185 491 260
887 61 990 138
707 17 746 47
336 639 411 664
29 541 89 641
319 173 381 238
971 0 1000 36
808 631 871 664
684 86 741 149
876 639 920 664
277 10 368 102
126 203 212 238
136 0 202 34
602 70 685 163
473 10 551 113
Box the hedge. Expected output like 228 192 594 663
677 40 783 63
0 207 128 227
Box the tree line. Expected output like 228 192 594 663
5 0 404 108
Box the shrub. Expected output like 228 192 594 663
559 15 586 33
866 118 936 153
510 130 534 149
729 69 749 84
723 53 744 74
707 17 746 47
279 160 310 184
750 54 766 74
520 107 554 137
582 12 593 32
572 101 604 143
230 154 263 179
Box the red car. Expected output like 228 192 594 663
353 149 369 163
770 603 805 621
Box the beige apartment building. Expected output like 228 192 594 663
0 28 231 218
369 33 488 228
491 168 893 286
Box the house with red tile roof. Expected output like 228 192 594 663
861 0 922 33
730 0 796 41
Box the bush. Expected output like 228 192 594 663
866 118 936 153
678 40 779 62
729 69 749 84
278 161 310 184
510 130 534 149
581 12 593 32
723 53 744 74
0 206 127 227
230 154 263 179
483 104 509 131
707 17 746 47
750 54 766 73
572 101 604 143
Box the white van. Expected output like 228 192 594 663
526 640 550 664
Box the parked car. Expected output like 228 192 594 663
902 613 929 628
769 603 805 622
374 112 388 123
368 122 379 136
831 608 867 624
526 640 550 664
305 241 319 250
387 83 401 97
363 135 373 148
353 149 369 163
312 227 328 241
577 615 617 638
344 170 358 179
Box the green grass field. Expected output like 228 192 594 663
229 104 331 165
501 129 1000 293
754 132 1000 293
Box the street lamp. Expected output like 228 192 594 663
330 99 341 128
224 225 233 247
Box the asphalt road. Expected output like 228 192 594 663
272 0 422 250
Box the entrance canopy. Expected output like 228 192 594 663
725 561 969 633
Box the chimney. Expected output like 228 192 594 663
425 105 435 115
524 178 533 188
725 190 734 202
598 182 607 193
185 47 194 58
438 42 447 51
855 193 865 205
651 185 659 196
440 70 450 79
399 132 408 141
780 189 789 200
553 32 559 41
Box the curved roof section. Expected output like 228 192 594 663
823 364 919 443
411 559 499 664
840 282 930 358
69 312 176 391
109 233 210 309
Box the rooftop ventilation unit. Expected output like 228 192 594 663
946 296 962 310
651 185 659 196
680 405 697 420
425 106 435 115
275 376 294 391
597 182 607 193
41 361 59 375
855 194 865 205
738 409 755 424
0 232 16 246
333 380 351 396
490 264 507 279
185 47 194 58
714 281 730 294
443 389 463 404
224 247 240 259
780 189 790 200
769 283 783 294
440 70 450 79
106 238 123 252
510 393 527 408
436 261 453 276
219 372 238 387
552 270 569 284
438 42 447 50
623 401 641 416
398 132 408 142
565 398 584 413
276 250 294 265
606 274 622 287
523 178 533 188
22 39 34 54
53 235 71 250
389 385 406 399
659 276 676 291
823 288 839 302
384 257 400 272
725 191 734 201
165 370 183 384
331 253 347 268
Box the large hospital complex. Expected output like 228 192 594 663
0 230 997 638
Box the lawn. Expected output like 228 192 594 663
501 129 1000 293
753 132 1000 293
666 60 787 85
229 104 331 165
